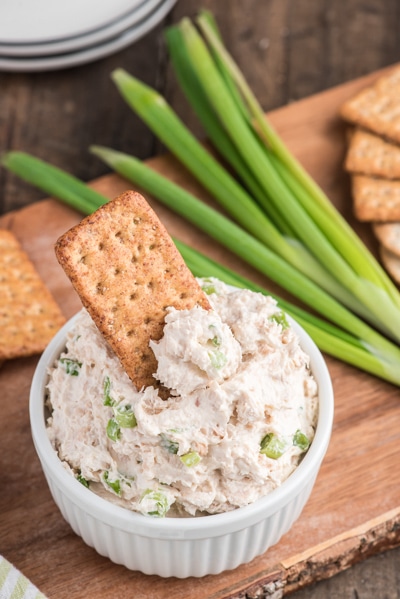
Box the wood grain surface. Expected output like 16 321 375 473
1 1 400 597
1 68 400 599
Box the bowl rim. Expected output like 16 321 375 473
30 308 334 540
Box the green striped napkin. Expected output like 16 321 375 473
0 556 47 599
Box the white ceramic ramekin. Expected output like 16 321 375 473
29 311 334 578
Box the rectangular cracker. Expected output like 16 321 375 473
372 221 400 257
379 245 400 285
345 127 400 179
351 175 400 222
55 190 211 390
0 229 66 360
340 65 400 144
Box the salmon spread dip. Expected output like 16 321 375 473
46 278 318 518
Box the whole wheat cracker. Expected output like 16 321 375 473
55 190 211 390
345 128 400 179
351 175 400 222
340 66 400 144
0 229 66 360
380 245 400 285
373 221 400 257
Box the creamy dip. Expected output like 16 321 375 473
46 278 318 517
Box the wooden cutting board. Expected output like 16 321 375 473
1 66 400 599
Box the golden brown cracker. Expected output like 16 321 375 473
380 245 400 284
345 128 400 179
55 190 210 390
373 221 400 256
0 229 66 360
340 66 400 144
351 175 400 221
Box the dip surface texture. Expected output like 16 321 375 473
46 279 318 517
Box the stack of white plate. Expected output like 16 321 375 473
0 0 177 72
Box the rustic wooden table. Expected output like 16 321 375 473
1 1 400 597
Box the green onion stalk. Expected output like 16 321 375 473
179 12 400 322
196 11 398 294
2 150 400 385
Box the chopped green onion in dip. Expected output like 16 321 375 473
59 357 82 376
46 278 318 517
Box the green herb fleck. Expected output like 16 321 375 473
103 471 121 495
208 349 227 369
160 433 179 454
201 278 218 295
76 471 89 488
180 451 201 467
103 376 115 406
260 433 289 459
269 311 289 329
106 418 121 441
114 404 137 428
293 430 310 451
140 489 169 517
60 357 82 376
208 324 222 347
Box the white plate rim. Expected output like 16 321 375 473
0 0 146 44
0 0 163 57
0 0 177 72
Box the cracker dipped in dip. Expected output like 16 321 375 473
47 192 318 518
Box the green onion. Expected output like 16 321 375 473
269 312 290 330
76 471 90 488
106 418 121 442
194 11 400 308
140 489 170 517
209 326 221 346
103 376 115 406
0 151 107 215
103 471 121 495
208 349 227 369
160 434 179 454
59 357 82 376
180 451 201 467
200 279 219 295
196 11 400 303
114 404 137 428
170 17 400 335
293 430 311 451
260 433 289 459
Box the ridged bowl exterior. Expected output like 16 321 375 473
30 312 333 578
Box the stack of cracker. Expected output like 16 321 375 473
0 229 65 364
341 65 400 285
